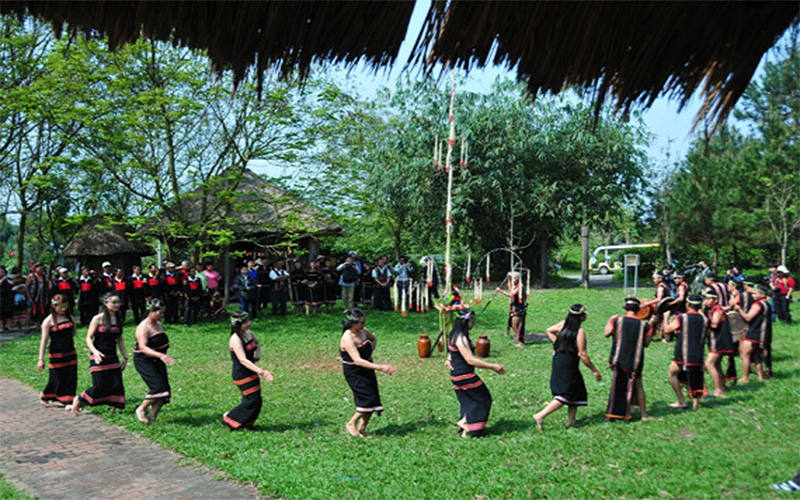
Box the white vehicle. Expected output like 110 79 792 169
589 243 660 274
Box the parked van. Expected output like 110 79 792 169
589 243 660 274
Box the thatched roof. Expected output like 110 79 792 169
1 1 796 126
142 168 341 242
63 215 154 257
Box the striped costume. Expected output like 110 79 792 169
41 318 78 405
223 331 263 430
672 312 709 398
78 315 126 409
449 342 493 436
605 315 650 421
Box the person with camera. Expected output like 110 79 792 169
337 253 361 312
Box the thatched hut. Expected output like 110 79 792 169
1 1 796 128
62 216 154 273
142 168 341 262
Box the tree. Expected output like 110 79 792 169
734 30 800 265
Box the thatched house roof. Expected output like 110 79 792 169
142 168 341 243
2 1 796 127
63 215 154 257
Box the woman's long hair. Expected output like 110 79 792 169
342 308 366 332
553 304 586 355
102 293 123 330
447 308 476 346
230 310 249 340
49 294 75 324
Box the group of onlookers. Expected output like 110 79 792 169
0 260 227 331
0 251 442 331
231 252 439 317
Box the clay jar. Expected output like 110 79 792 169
476 334 490 358
417 334 432 358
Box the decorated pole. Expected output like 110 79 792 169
465 251 471 283
443 68 457 296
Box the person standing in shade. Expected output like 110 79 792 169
133 299 175 424
223 311 274 430
269 258 290 316
446 308 505 437
128 265 147 325
37 294 78 408
337 254 361 312
372 255 393 311
73 293 128 415
77 266 98 327
394 256 413 298
534 304 601 430
339 308 396 437
183 266 203 326
26 263 49 327
162 262 182 325
662 295 709 410
604 297 654 421
773 265 794 324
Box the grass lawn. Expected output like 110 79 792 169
1 286 797 499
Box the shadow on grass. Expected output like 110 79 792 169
251 420 335 433
372 418 450 437
768 368 800 379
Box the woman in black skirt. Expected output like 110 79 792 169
73 293 128 415
447 308 505 437
223 311 273 430
133 299 174 424
339 308 396 437
533 304 601 430
37 294 78 408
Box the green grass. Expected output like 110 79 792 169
1 288 797 499
0 474 32 500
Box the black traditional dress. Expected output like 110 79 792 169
341 339 383 415
78 314 126 408
133 322 171 403
549 331 588 406
672 312 709 398
223 331 262 430
449 341 492 436
605 315 650 421
40 317 78 405
508 288 527 344
743 299 773 376
707 304 738 382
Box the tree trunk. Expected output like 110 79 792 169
539 237 549 289
581 226 590 290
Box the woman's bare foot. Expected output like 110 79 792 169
460 429 469 438
532 414 544 431
345 421 360 437
737 377 749 384
669 402 687 409
515 342 525 348
40 400 50 407
358 428 371 437
135 406 150 424
640 414 654 420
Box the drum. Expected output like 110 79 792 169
726 310 747 342
635 303 654 320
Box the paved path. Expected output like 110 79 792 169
0 377 260 499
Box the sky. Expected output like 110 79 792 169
252 1 712 178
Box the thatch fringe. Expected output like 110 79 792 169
2 1 796 127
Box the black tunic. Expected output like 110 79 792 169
341 340 383 414
78 317 126 408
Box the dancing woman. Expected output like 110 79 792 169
534 304 601 430
73 293 128 415
447 308 505 437
223 311 273 430
133 299 175 424
339 308 396 437
37 294 78 408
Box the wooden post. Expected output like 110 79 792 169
581 226 590 290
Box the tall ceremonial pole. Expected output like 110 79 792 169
443 69 457 295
